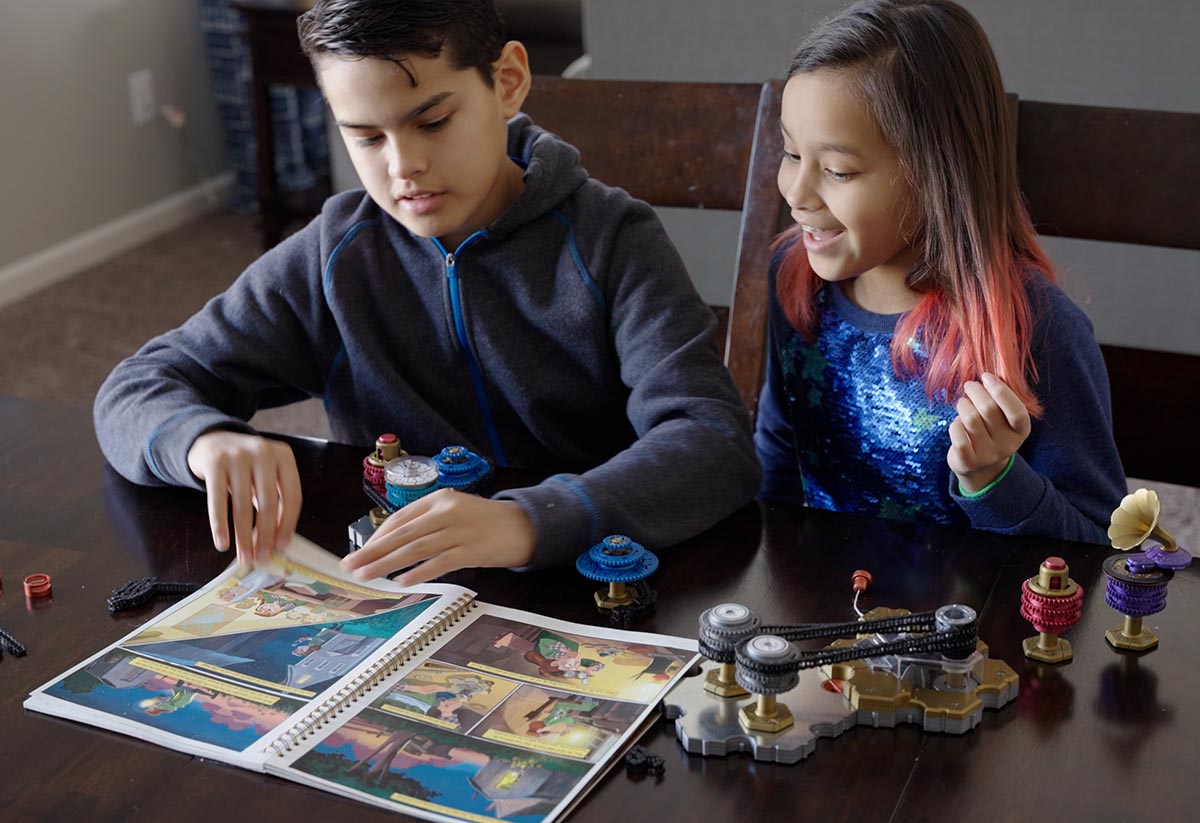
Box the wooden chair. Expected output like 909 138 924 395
520 77 789 376
1016 99 1200 486
723 80 1200 486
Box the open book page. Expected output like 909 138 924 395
268 603 699 823
23 535 473 770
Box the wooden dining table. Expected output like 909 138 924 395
1 395 1195 821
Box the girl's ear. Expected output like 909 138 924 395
493 41 531 118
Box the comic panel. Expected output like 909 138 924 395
42 648 306 751
124 599 434 698
125 564 439 643
469 683 643 764
433 614 692 701
372 660 517 734
291 710 590 823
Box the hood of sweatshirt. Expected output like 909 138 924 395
486 113 590 240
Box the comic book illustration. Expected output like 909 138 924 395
127 557 437 643
290 706 591 823
433 613 692 701
370 660 643 763
28 537 467 758
41 647 309 751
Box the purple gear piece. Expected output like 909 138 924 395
1104 577 1168 617
1143 542 1193 571
1124 552 1157 574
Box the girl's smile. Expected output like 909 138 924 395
799 223 846 254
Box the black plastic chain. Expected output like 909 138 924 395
734 618 978 676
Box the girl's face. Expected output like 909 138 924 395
777 70 919 300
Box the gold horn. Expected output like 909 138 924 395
1108 488 1177 551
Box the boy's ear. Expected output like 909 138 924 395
493 40 531 118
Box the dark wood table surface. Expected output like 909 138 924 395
2 395 1196 821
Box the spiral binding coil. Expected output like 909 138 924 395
266 594 477 757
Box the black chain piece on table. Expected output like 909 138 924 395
108 577 202 614
624 744 665 779
610 579 657 628
0 626 27 657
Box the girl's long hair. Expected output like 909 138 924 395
776 0 1053 415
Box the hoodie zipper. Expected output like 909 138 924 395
437 234 509 467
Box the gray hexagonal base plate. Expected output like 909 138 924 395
663 658 1018 763
663 663 857 764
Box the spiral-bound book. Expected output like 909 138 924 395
24 536 697 823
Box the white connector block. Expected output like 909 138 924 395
128 69 157 127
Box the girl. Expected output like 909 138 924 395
754 0 1125 544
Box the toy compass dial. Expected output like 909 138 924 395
384 456 439 489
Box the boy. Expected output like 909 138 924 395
94 0 760 585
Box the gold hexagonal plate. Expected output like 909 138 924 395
1106 624 1158 651
1023 635 1073 663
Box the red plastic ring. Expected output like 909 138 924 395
851 569 872 592
24 573 52 598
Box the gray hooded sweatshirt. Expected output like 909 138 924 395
94 114 761 568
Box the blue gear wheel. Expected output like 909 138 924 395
434 445 492 489
576 535 659 583
386 483 437 508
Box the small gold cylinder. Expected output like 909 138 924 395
717 662 737 686
1124 615 1143 638
757 694 777 719
703 661 749 698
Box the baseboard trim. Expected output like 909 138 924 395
0 172 235 309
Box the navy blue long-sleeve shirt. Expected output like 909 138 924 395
755 253 1126 545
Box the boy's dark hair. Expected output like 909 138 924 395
297 0 507 86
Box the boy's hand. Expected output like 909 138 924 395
947 372 1032 494
341 490 536 586
186 430 302 566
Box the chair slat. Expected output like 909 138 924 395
1018 101 1200 251
522 77 763 210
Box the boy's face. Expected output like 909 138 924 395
319 43 531 250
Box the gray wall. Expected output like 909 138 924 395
584 0 1200 354
0 0 226 270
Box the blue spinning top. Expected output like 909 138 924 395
577 535 658 610
434 445 492 490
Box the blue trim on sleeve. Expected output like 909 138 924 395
144 407 214 483
549 475 602 543
549 209 605 310
321 219 379 399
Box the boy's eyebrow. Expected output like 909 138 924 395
778 123 862 158
336 91 454 129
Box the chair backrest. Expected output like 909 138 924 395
520 76 789 381
1015 99 1200 486
724 82 1200 485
